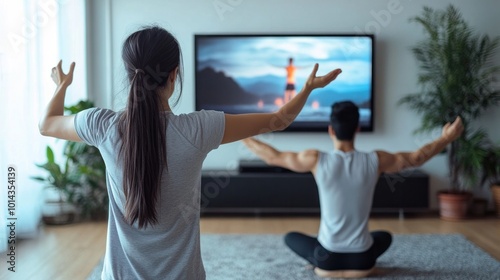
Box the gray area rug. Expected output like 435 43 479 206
87 234 500 279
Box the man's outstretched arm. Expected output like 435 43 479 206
377 116 464 174
242 138 319 173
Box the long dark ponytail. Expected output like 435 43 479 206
118 26 183 228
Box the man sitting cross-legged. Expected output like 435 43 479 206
243 101 464 278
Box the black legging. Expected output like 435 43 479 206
284 231 392 270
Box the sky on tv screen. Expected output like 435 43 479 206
196 36 373 125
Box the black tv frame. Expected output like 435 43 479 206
194 33 375 132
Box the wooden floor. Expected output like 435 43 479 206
1 214 499 280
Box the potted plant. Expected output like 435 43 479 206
399 5 500 220
31 146 80 225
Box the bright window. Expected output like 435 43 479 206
0 0 87 246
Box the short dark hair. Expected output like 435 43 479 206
330 101 360 141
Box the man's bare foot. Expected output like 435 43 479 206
314 267 375 278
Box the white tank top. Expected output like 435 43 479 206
315 150 379 253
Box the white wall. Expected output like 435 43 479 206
88 0 500 209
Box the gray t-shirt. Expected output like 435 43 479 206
74 108 225 280
315 150 379 253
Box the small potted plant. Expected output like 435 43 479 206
31 146 80 225
399 5 500 220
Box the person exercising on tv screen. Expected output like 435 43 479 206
243 101 463 278
273 57 311 104
284 57 297 103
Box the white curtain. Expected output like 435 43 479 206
0 0 87 252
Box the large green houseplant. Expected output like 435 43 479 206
33 100 108 222
399 5 500 220
31 146 80 224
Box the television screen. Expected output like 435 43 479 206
194 34 374 132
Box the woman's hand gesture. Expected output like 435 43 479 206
304 64 342 91
51 60 75 88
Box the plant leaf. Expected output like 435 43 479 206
31 176 46 182
46 146 55 164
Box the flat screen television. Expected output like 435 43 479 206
194 34 374 132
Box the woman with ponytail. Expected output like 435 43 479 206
39 26 342 279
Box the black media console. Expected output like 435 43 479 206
200 160 429 215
